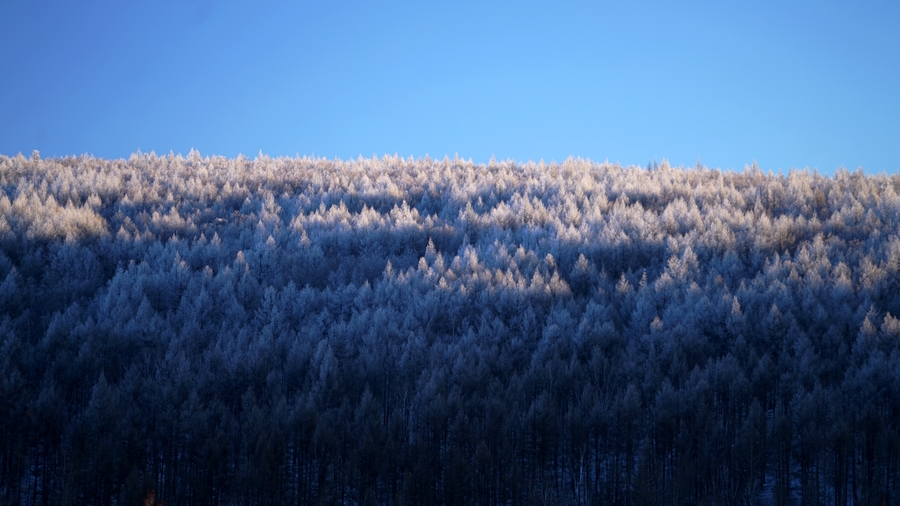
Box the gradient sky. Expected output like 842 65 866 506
2 1 898 174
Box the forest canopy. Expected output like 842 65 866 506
1 151 899 505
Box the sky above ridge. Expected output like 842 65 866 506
1 0 898 175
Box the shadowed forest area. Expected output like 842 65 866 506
1 151 899 505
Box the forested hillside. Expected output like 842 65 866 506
1 151 899 505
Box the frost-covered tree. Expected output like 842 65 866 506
1 152 900 505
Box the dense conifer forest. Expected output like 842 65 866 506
1 150 899 505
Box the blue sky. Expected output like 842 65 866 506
2 1 898 174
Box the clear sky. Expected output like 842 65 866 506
2 1 898 174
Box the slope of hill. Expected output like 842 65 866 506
1 151 899 505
